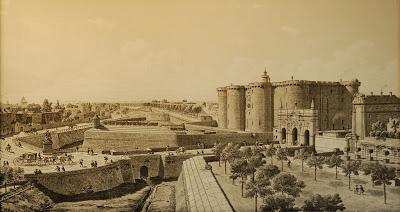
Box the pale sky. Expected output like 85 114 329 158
1 0 399 104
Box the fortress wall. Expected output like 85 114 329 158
130 154 162 179
25 161 126 196
82 131 178 152
273 82 353 131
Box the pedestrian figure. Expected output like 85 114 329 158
56 166 60 172
201 150 204 154
61 166 65 172
79 159 84 167
104 156 108 164
87 148 90 155
91 161 94 167
94 160 98 167
354 185 360 194
6 161 9 166
287 160 291 168
359 185 365 194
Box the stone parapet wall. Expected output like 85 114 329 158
179 156 233 212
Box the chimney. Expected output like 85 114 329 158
390 92 393 96
370 92 373 95
380 91 383 95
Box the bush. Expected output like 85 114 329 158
395 131 400 139
380 131 389 138
369 131 375 137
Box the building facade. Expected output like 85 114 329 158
217 71 361 146
352 92 400 139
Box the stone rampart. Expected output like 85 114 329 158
18 127 90 149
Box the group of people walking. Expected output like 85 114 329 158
55 165 66 172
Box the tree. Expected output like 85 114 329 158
264 146 277 165
341 160 361 190
272 173 305 197
230 158 248 186
370 164 397 204
42 99 52 112
276 148 288 171
256 164 280 181
302 193 345 211
222 143 240 174
247 154 265 181
260 194 297 212
361 162 380 187
294 149 310 172
245 174 274 212
306 154 325 181
212 142 227 167
326 155 344 179
387 118 399 134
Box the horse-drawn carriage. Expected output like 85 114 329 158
13 152 75 166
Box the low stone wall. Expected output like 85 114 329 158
178 156 233 212
176 132 268 148
315 135 347 152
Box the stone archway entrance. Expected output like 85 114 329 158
140 166 149 179
281 128 286 143
292 128 298 146
304 130 310 146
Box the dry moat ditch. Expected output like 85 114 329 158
2 180 177 212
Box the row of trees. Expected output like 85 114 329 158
294 148 397 204
213 143 345 211
213 142 397 211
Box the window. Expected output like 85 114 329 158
341 98 344 103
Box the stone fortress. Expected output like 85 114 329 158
217 70 361 147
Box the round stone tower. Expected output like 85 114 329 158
217 87 228 128
245 70 273 133
226 85 245 130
